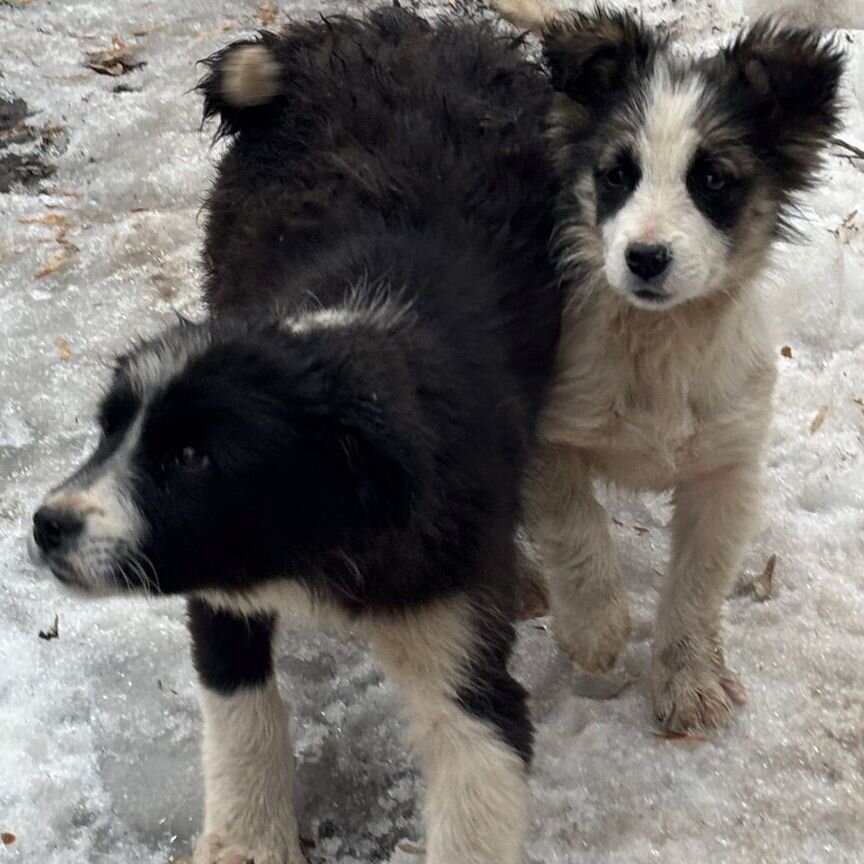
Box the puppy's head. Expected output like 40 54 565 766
543 8 843 310
29 318 411 598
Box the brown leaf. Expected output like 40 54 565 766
810 405 830 434
257 0 279 25
86 40 146 76
397 841 426 855
1 833 16 846
753 554 777 602
652 730 710 743
780 345 793 358
35 248 71 278
55 337 72 361
39 613 60 641
19 213 66 226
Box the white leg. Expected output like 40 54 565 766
368 600 531 864
652 463 757 731
194 680 306 864
525 444 631 672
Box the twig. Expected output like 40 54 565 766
834 137 864 160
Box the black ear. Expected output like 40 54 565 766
721 21 844 189
329 401 415 531
198 34 282 139
542 7 659 111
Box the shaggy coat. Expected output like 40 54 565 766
494 0 844 732
29 9 561 864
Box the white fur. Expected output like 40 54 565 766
37 417 147 593
194 681 306 864
221 44 281 109
601 68 731 310
368 604 529 864
525 264 776 729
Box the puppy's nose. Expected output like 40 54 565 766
33 507 83 553
626 243 671 281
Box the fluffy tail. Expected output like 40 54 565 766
489 0 560 32
198 37 282 136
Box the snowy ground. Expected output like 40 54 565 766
0 0 862 862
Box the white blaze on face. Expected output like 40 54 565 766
35 416 147 594
602 66 731 309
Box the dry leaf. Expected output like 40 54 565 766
35 248 71 278
55 337 72 361
397 841 427 855
810 405 830 434
39 613 60 640
257 0 279 25
86 38 146 76
19 213 66 226
652 730 710 743
753 554 777 602
780 345 792 358
1 833 16 846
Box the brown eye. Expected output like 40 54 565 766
172 446 209 471
704 170 728 192
605 166 628 187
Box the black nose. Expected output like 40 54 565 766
626 243 671 281
33 507 83 553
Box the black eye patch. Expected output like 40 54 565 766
98 381 139 440
686 150 750 232
594 150 641 224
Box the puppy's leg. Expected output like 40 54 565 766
368 599 531 864
514 530 550 620
525 443 631 673
188 600 306 864
652 464 756 731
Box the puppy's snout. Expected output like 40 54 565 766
33 506 83 554
626 243 671 281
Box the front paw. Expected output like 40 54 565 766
553 588 631 674
651 638 747 732
194 832 306 864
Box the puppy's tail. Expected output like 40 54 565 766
489 0 559 32
198 37 282 136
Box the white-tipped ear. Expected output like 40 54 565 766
221 44 280 108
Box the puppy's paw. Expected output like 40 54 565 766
651 641 746 732
194 833 306 864
554 590 631 674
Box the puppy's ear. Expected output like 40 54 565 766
721 21 844 189
542 8 658 112
327 402 415 532
198 36 282 138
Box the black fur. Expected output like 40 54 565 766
188 599 275 693
542 4 662 118
39 8 561 768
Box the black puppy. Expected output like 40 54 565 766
30 8 560 864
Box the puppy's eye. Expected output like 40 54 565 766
600 153 639 192
605 166 628 188
170 446 209 472
694 162 730 193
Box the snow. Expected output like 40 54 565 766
0 1 862 863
